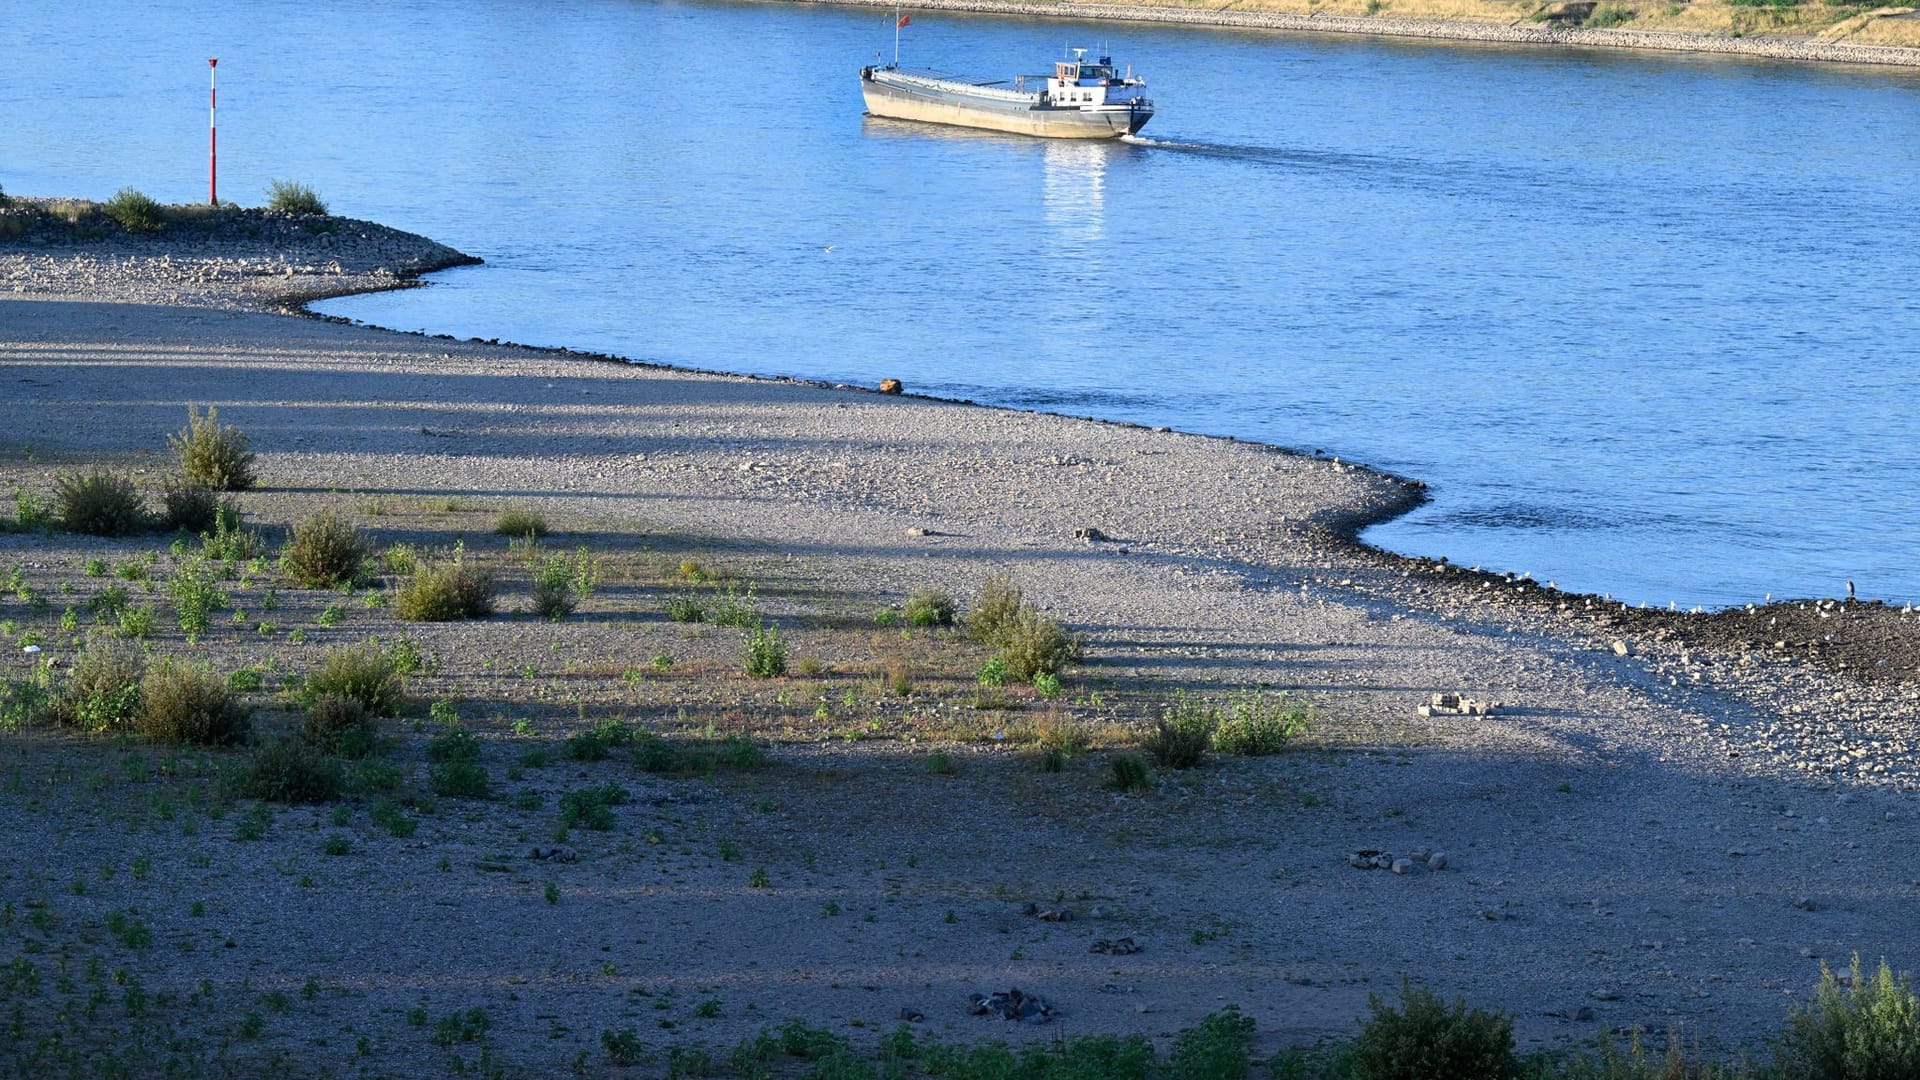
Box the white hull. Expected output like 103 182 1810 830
860 66 1152 140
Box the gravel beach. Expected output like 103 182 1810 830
4 213 1920 1074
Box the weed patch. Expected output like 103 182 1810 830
169 405 256 491
55 470 148 536
281 512 368 588
139 657 249 746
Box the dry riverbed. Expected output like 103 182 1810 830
3 210 1920 1077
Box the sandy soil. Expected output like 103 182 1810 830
3 220 1920 1076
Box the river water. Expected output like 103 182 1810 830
7 0 1919 608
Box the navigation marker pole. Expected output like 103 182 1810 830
207 58 218 206
893 8 909 67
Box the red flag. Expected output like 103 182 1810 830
897 13 910 28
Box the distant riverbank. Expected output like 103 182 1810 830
791 0 1920 67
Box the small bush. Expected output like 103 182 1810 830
1213 692 1310 756
59 637 146 732
302 641 405 715
159 478 226 534
559 782 630 830
1108 754 1152 793
55 470 148 537
241 736 344 804
1775 956 1920 1080
166 556 227 642
139 657 250 746
1147 693 1216 769
494 508 547 538
430 759 490 799
567 719 635 762
996 606 1079 680
903 589 955 628
200 507 262 563
665 593 706 623
169 405 256 491
710 581 759 629
1349 981 1520 1080
966 570 1023 644
281 512 368 588
303 694 377 758
531 548 596 620
394 559 495 621
1168 1006 1256 1080
264 179 327 215
742 622 787 677
102 188 165 233
117 605 157 639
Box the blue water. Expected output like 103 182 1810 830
7 0 1919 608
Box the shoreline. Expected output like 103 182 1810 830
7 214 1920 1070
782 0 1920 67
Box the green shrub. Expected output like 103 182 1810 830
1585 2 1637 27
303 694 377 757
494 508 547 538
430 759 490 799
1146 693 1215 769
117 605 157 639
1775 956 1920 1080
559 782 630 830
966 570 1023 644
567 719 635 761
264 179 327 215
1212 692 1311 756
603 1027 644 1067
169 405 256 491
166 555 226 642
159 478 225 534
138 657 250 746
394 559 495 621
742 622 787 677
1168 1006 1256 1080
102 188 165 233
240 736 344 804
710 581 760 629
59 637 145 732
665 593 706 623
1108 754 1152 793
996 606 1079 680
428 727 483 763
903 589 955 628
200 507 262 563
531 548 596 620
281 512 368 588
55 469 148 536
1349 981 1520 1080
302 641 406 715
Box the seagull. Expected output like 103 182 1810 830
822 245 835 253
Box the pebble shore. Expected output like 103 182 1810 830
6 212 1920 1058
792 0 1920 67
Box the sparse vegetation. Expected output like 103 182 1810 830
102 187 165 232
138 657 250 746
531 547 597 619
239 736 345 804
1146 692 1216 769
1347 981 1521 1080
966 570 1079 680
303 694 378 757
55 469 148 536
159 477 226 534
54 636 146 732
494 507 548 538
1212 692 1311 756
169 405 257 491
281 511 368 588
1775 955 1920 1080
394 556 495 621
903 589 955 628
559 782 630 830
1108 753 1152 793
265 179 328 215
742 621 787 677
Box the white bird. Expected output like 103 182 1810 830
822 245 835 253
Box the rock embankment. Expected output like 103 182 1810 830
796 0 1920 67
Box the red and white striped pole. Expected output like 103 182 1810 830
207 58 218 205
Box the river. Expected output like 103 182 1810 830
6 0 1919 607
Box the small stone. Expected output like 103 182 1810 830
899 1007 924 1022
1390 858 1414 875
1612 640 1631 657
1589 988 1620 1001
1426 852 1449 871
878 378 903 394
1074 527 1110 542
1793 897 1819 912
1573 1006 1595 1022
1800 947 1818 958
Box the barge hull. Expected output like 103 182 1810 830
861 75 1145 139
